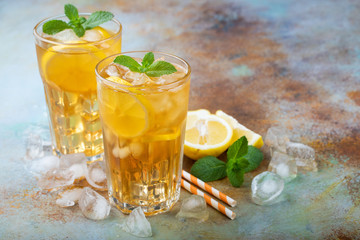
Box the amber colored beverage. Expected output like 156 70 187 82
33 14 122 160
96 52 191 215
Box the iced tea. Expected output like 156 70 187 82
34 14 122 159
96 52 191 215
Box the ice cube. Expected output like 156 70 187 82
79 187 111 220
120 207 152 237
105 64 120 77
251 171 285 206
265 127 290 154
129 142 143 159
38 169 75 191
24 134 44 160
29 155 60 176
56 187 83 207
286 142 317 172
268 151 297 182
176 195 209 222
81 29 102 42
85 161 107 191
125 72 152 86
112 146 130 159
60 153 88 180
48 29 81 43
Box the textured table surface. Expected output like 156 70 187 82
0 0 359 239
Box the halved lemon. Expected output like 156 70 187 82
40 41 106 93
215 110 264 148
184 110 233 160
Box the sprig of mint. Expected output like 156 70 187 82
42 4 114 37
113 52 177 77
190 136 264 187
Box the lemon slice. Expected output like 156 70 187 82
41 42 106 93
100 90 148 138
184 111 233 160
106 76 132 86
215 110 264 148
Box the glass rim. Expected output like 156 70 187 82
33 13 122 46
95 51 191 90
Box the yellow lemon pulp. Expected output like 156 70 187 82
100 77 149 138
41 38 107 93
215 110 264 148
184 110 233 160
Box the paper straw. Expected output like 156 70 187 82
182 170 237 207
181 178 236 220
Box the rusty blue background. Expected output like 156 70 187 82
0 0 359 239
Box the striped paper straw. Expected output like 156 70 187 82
182 170 237 207
181 178 236 220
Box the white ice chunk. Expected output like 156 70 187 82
24 134 44 160
38 169 75 190
29 155 60 176
252 171 285 206
81 29 102 42
60 153 88 180
120 207 152 237
79 187 111 220
49 29 81 43
286 142 317 172
176 195 209 222
105 64 120 77
265 127 290 154
85 161 107 191
56 187 84 207
268 151 297 182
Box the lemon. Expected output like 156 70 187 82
106 76 132 86
215 110 263 148
100 88 149 138
184 110 233 160
40 41 106 93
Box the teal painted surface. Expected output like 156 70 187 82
0 0 359 239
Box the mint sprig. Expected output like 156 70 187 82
43 4 114 37
190 156 227 182
189 136 264 187
113 52 177 78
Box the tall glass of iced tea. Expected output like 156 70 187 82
96 51 191 215
33 14 122 160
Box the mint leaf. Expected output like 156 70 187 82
145 61 177 77
227 136 248 162
190 156 227 182
73 26 85 37
142 52 155 68
226 157 249 187
243 146 264 173
43 20 70 35
113 55 142 72
83 11 114 30
64 4 79 21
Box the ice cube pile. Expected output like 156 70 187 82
265 126 317 182
251 126 318 206
176 195 209 222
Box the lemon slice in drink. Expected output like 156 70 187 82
215 110 264 148
100 77 149 138
40 41 106 93
184 110 233 160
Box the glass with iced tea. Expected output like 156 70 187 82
96 51 191 215
33 11 122 160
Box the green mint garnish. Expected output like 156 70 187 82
190 156 227 182
189 136 264 187
113 52 177 78
226 136 249 187
242 146 264 173
42 4 114 37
